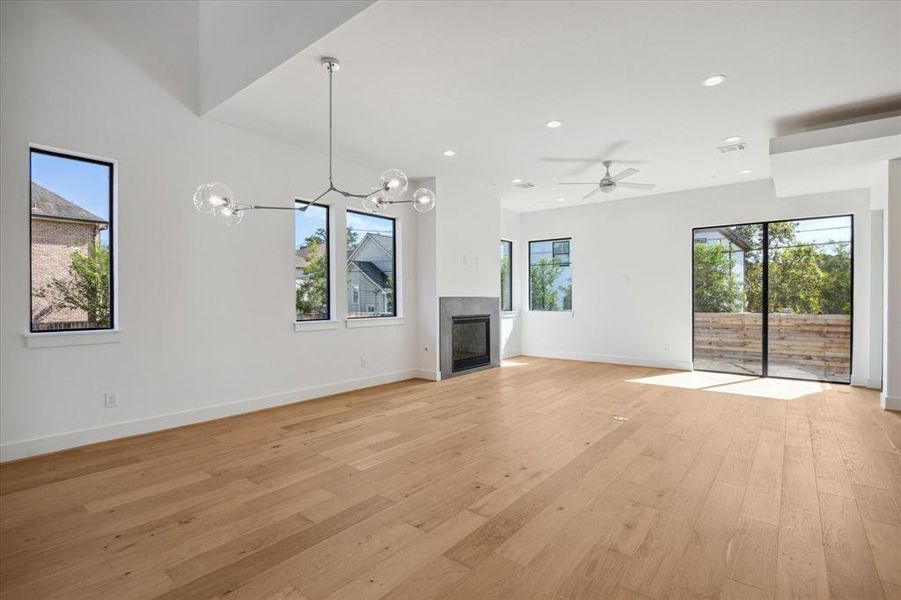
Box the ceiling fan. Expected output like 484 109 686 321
559 161 656 200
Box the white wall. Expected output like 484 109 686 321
500 208 522 357
435 180 501 298
518 180 874 381
0 1 422 460
883 159 901 410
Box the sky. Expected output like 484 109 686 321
31 151 111 244
295 203 394 249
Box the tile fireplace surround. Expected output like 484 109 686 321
439 296 501 379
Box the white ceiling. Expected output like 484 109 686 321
208 0 901 212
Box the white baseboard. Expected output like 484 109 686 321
881 393 901 411
0 369 425 463
414 369 441 381
522 349 692 371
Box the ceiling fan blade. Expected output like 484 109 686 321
582 187 602 201
558 182 600 185
611 168 639 182
616 182 656 190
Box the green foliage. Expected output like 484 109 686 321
296 228 328 318
530 258 563 310
346 226 360 255
35 241 110 326
693 242 743 312
695 222 851 316
500 256 511 310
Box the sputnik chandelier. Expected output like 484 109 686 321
193 57 437 225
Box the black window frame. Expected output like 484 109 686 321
29 147 115 333
294 199 331 322
500 239 513 312
346 209 397 319
528 237 573 312
691 213 854 385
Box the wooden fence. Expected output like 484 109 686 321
694 312 851 379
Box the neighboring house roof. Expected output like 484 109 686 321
347 232 393 263
31 182 107 224
350 260 389 289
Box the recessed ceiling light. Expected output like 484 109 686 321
740 169 753 174
723 135 742 143
512 178 522 184
703 74 726 87
443 149 456 157
556 197 565 202
545 120 563 128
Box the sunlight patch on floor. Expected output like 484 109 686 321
628 370 831 400
710 377 830 400
501 359 532 368
627 371 756 389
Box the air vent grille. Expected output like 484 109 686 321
513 181 536 189
716 142 746 154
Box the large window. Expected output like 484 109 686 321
529 238 572 311
500 240 512 312
346 210 396 318
692 215 853 383
295 201 330 321
30 148 114 332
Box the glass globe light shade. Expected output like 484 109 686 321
215 204 244 226
379 168 408 199
194 182 235 215
411 188 437 213
362 192 388 213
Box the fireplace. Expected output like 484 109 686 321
439 297 500 379
452 315 491 372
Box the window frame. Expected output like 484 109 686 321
528 237 573 312
294 199 331 323
500 239 513 312
346 209 397 319
29 146 116 334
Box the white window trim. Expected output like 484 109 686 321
345 316 405 329
24 329 123 348
28 144 119 341
294 319 340 332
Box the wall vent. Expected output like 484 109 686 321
716 142 747 154
513 181 536 189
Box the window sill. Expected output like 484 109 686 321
23 329 123 349
527 310 574 317
345 316 405 329
294 319 340 332
501 311 521 319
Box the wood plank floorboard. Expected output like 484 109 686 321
1 357 898 599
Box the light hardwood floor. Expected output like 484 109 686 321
2 358 900 599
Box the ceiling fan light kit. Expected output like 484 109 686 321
192 57 436 225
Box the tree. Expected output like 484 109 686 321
693 241 743 312
296 229 327 317
500 256 511 309
35 241 110 326
818 246 851 314
346 226 360 255
767 245 822 314
530 258 563 310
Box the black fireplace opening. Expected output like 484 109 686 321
452 315 491 372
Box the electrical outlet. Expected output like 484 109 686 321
360 356 367 368
664 343 671 352
104 392 118 408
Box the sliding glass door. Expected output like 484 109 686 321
693 215 852 383
693 224 764 376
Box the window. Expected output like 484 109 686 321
500 240 513 311
529 238 572 311
30 148 114 332
346 210 396 318
295 201 330 321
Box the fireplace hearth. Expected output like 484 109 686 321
452 315 491 372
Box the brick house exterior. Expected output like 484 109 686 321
30 182 107 328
